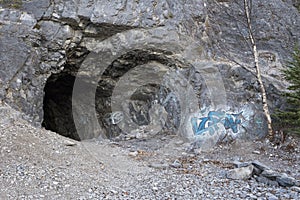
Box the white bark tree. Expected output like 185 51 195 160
207 0 274 138
243 0 273 138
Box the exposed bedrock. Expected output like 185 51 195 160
0 0 299 144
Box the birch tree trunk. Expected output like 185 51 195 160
244 0 274 138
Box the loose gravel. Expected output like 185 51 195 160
0 104 299 199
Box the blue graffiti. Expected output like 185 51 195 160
191 111 243 135
224 113 242 133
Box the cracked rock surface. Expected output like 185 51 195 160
0 1 299 136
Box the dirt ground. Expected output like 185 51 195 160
0 103 299 199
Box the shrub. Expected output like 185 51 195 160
273 47 300 135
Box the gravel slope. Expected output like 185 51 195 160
1 104 300 199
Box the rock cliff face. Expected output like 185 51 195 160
0 0 299 145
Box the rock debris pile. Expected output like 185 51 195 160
228 160 300 188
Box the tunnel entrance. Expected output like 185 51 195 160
42 71 182 141
42 73 80 140
42 49 196 141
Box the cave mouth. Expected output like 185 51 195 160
42 73 80 140
42 49 194 141
42 71 182 141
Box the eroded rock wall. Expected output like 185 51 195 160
0 0 299 143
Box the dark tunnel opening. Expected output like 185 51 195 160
42 71 182 141
42 73 80 141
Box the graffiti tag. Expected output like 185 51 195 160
191 111 243 135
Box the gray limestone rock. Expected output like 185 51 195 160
291 186 300 192
148 163 169 170
261 169 281 180
253 166 263 176
226 165 254 180
255 175 279 187
0 0 299 142
252 160 271 171
276 173 296 187
232 161 251 168
170 159 182 168
266 193 279 200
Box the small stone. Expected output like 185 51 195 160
53 181 59 185
64 140 76 146
163 10 170 19
276 173 296 187
290 191 299 199
252 160 271 171
110 190 118 194
253 166 263 175
291 186 300 192
256 192 262 197
249 194 257 199
170 159 182 168
128 151 138 157
261 169 280 180
255 175 279 186
149 163 169 169
240 191 248 198
181 152 188 156
266 193 278 200
282 193 290 199
296 179 300 187
252 150 261 155
232 160 250 168
188 154 196 158
226 165 254 180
